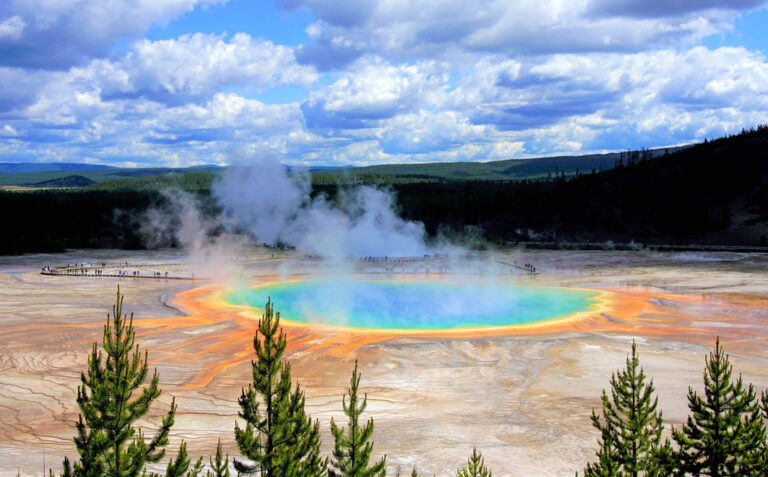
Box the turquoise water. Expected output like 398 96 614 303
226 279 598 330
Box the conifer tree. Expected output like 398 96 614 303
583 440 620 477
164 442 203 477
62 286 180 477
234 298 325 477
760 391 768 473
207 440 230 477
584 341 665 476
762 391 768 421
648 438 677 477
329 360 386 477
672 338 765 476
456 449 491 477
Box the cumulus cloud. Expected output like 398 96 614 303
377 110 486 154
283 0 766 68
12 44 768 165
0 15 24 40
301 61 445 130
1 1 767 167
0 31 316 118
97 33 317 102
142 92 304 145
588 0 767 18
0 66 49 112
449 47 768 143
0 75 313 165
0 0 223 69
0 124 20 137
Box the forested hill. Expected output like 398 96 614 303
0 126 766 254
312 148 677 183
0 148 675 188
390 125 768 246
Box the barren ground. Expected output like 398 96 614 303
1 248 767 476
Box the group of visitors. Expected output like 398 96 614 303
523 263 537 273
116 270 168 278
358 254 445 263
41 263 181 280
42 266 105 276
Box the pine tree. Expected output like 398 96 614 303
62 286 180 477
456 449 491 477
648 438 677 477
672 338 765 476
760 391 768 473
329 360 386 477
163 442 204 477
584 441 620 477
234 298 325 477
584 341 665 476
207 440 230 477
763 391 768 422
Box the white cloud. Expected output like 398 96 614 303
0 15 25 40
149 92 304 136
0 66 50 111
0 124 20 137
588 0 767 18
0 0 225 69
445 47 768 147
302 60 446 130
1 12 767 168
92 33 317 102
0 77 313 165
377 110 486 154
490 141 525 158
285 0 768 68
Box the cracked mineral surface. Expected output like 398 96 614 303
1 249 767 476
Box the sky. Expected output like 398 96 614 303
0 1 767 167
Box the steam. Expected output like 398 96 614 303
134 156 547 330
138 154 514 307
141 189 250 283
212 155 431 259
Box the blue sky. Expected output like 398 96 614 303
0 0 767 167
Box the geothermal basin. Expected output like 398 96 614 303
1 248 768 476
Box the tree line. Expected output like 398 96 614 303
391 125 768 244
51 288 768 476
2 125 767 255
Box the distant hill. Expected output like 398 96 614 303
0 165 222 187
0 162 115 173
32 175 95 188
313 147 681 183
108 165 222 178
47 150 653 190
0 148 683 188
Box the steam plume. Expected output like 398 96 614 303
212 155 431 259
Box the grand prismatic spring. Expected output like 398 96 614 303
1 248 768 476
226 279 599 330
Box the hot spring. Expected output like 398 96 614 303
226 279 599 330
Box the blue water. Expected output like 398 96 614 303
226 279 598 330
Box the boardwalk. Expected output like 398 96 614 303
40 263 201 281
